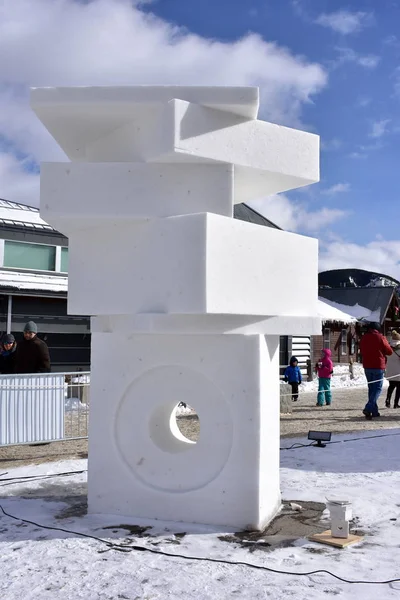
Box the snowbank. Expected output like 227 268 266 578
65 397 88 412
281 363 389 396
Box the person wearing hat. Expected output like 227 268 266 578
385 330 400 408
0 333 17 374
15 321 51 374
360 321 393 419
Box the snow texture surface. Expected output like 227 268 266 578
1 431 400 598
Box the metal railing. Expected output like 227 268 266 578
0 371 90 447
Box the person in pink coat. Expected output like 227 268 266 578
316 348 333 406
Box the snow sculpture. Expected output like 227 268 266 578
31 86 320 530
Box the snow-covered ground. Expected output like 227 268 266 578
297 362 389 396
1 431 400 599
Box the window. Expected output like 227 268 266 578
4 241 56 271
341 328 348 356
60 247 69 272
323 328 330 349
279 336 289 378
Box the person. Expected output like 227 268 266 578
385 330 400 408
284 356 302 401
360 322 392 419
0 333 17 374
316 349 333 406
16 321 51 374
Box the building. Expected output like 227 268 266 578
319 268 400 290
314 286 400 365
0 199 90 371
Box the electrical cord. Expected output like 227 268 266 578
0 469 87 487
0 504 132 552
281 430 400 450
280 442 315 450
0 469 86 483
0 503 399 586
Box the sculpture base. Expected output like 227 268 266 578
88 332 281 530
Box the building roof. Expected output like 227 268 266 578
0 198 56 231
234 204 281 229
319 268 400 288
0 199 68 247
317 298 356 324
318 287 396 324
0 270 68 297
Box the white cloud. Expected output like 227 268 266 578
359 141 384 151
248 194 349 234
357 55 381 69
393 67 400 97
369 119 391 138
0 152 39 205
320 239 400 281
356 96 372 108
315 10 373 35
348 151 368 159
383 35 399 47
334 47 380 69
291 0 307 19
348 140 384 160
0 0 327 205
321 183 351 195
321 137 342 151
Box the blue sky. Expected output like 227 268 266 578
141 0 400 245
1 0 400 276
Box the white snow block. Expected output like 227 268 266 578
30 86 259 160
66 213 318 317
31 87 319 200
88 333 281 530
79 99 318 197
91 314 322 336
40 162 234 228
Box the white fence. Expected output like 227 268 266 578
0 371 90 447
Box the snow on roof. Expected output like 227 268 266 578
0 270 67 294
317 298 356 324
319 297 381 323
0 199 56 231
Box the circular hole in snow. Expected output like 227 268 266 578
173 403 200 444
148 403 200 453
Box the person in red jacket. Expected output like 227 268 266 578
360 322 393 419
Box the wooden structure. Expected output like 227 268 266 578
313 287 400 365
309 529 364 548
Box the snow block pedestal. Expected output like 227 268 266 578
32 85 321 530
88 333 280 529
